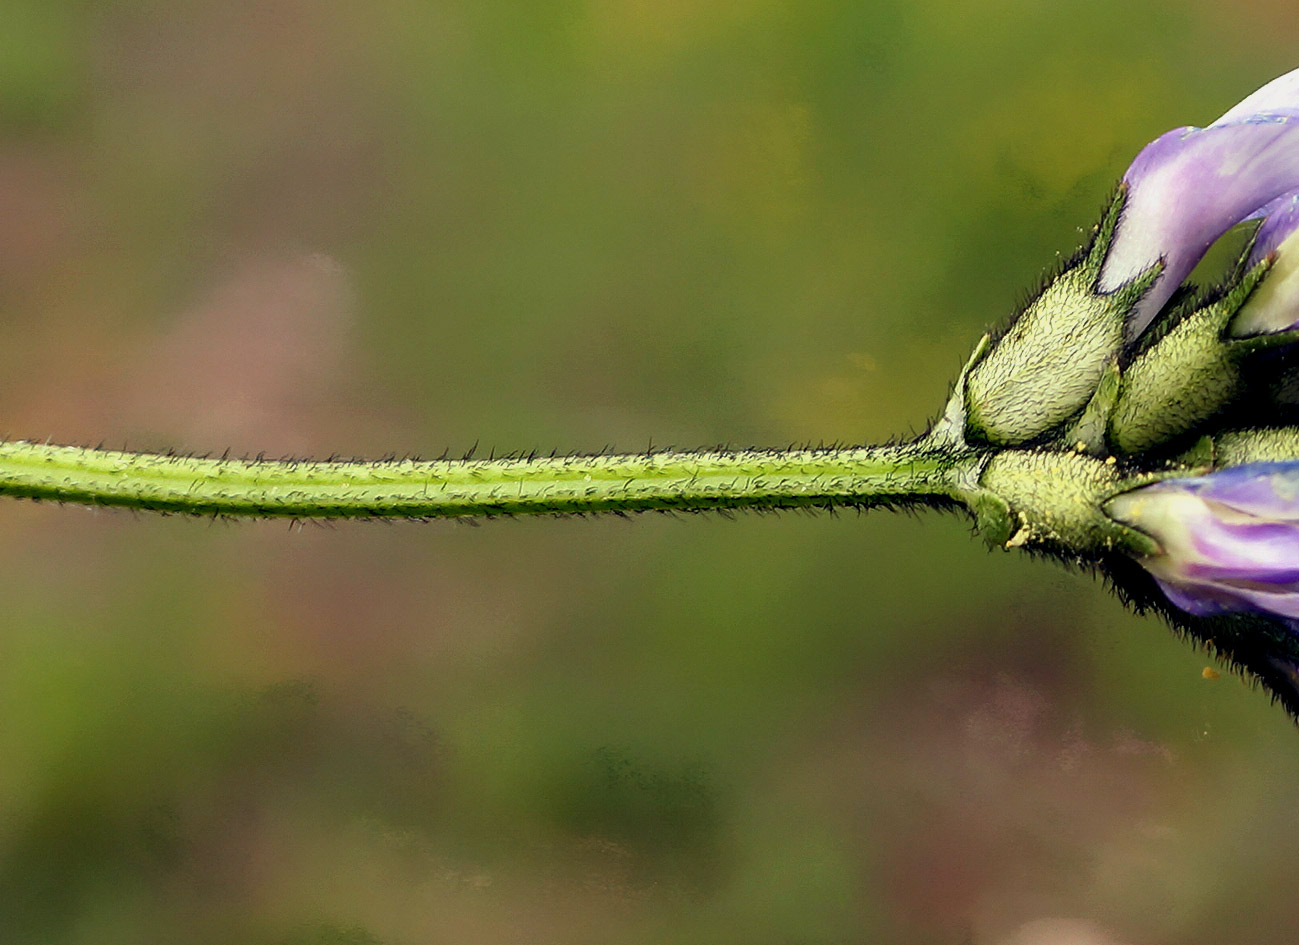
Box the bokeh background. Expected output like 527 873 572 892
1 3 1298 943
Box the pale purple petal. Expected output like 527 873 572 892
1184 522 1299 580
1171 461 1299 518
1099 117 1299 338
1244 191 1299 267
1098 68 1299 338
1153 581 1209 615
1107 461 1299 622
1233 190 1299 335
1137 457 1299 517
1215 66 1299 124
1179 584 1299 621
1152 578 1234 616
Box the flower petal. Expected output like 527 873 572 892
1151 572 1299 619
1169 460 1299 517
1244 190 1299 266
1232 191 1299 335
1215 66 1299 124
1098 68 1299 339
1100 117 1299 338
1153 575 1299 619
1107 461 1299 622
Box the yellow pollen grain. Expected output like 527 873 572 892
1004 526 1032 549
1202 667 1220 680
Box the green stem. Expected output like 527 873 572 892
0 440 980 520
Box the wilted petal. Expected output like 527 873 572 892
1107 462 1299 619
1099 67 1299 338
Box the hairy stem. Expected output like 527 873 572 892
0 440 980 520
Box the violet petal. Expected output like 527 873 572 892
1100 117 1299 338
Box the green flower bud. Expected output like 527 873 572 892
964 190 1160 447
1108 259 1279 456
965 266 1125 446
1208 428 1299 466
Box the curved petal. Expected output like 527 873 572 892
1108 461 1299 622
1174 460 1299 518
1245 190 1299 265
1215 65 1299 124
1153 577 1247 617
1232 191 1299 336
1153 575 1299 619
1099 116 1299 338
1183 519 1299 580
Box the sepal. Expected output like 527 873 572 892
964 190 1160 448
925 333 989 449
1209 428 1299 466
978 450 1160 557
968 488 1015 548
1107 258 1274 455
1059 358 1121 456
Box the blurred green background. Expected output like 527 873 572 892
1 3 1298 943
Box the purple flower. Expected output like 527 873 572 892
1107 462 1299 620
1097 67 1299 339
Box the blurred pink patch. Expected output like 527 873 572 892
123 252 358 453
0 146 80 280
821 667 1183 941
1001 918 1130 945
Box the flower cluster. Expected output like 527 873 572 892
950 67 1299 709
1095 69 1299 622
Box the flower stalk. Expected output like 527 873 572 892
0 439 981 519
15 66 1299 715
